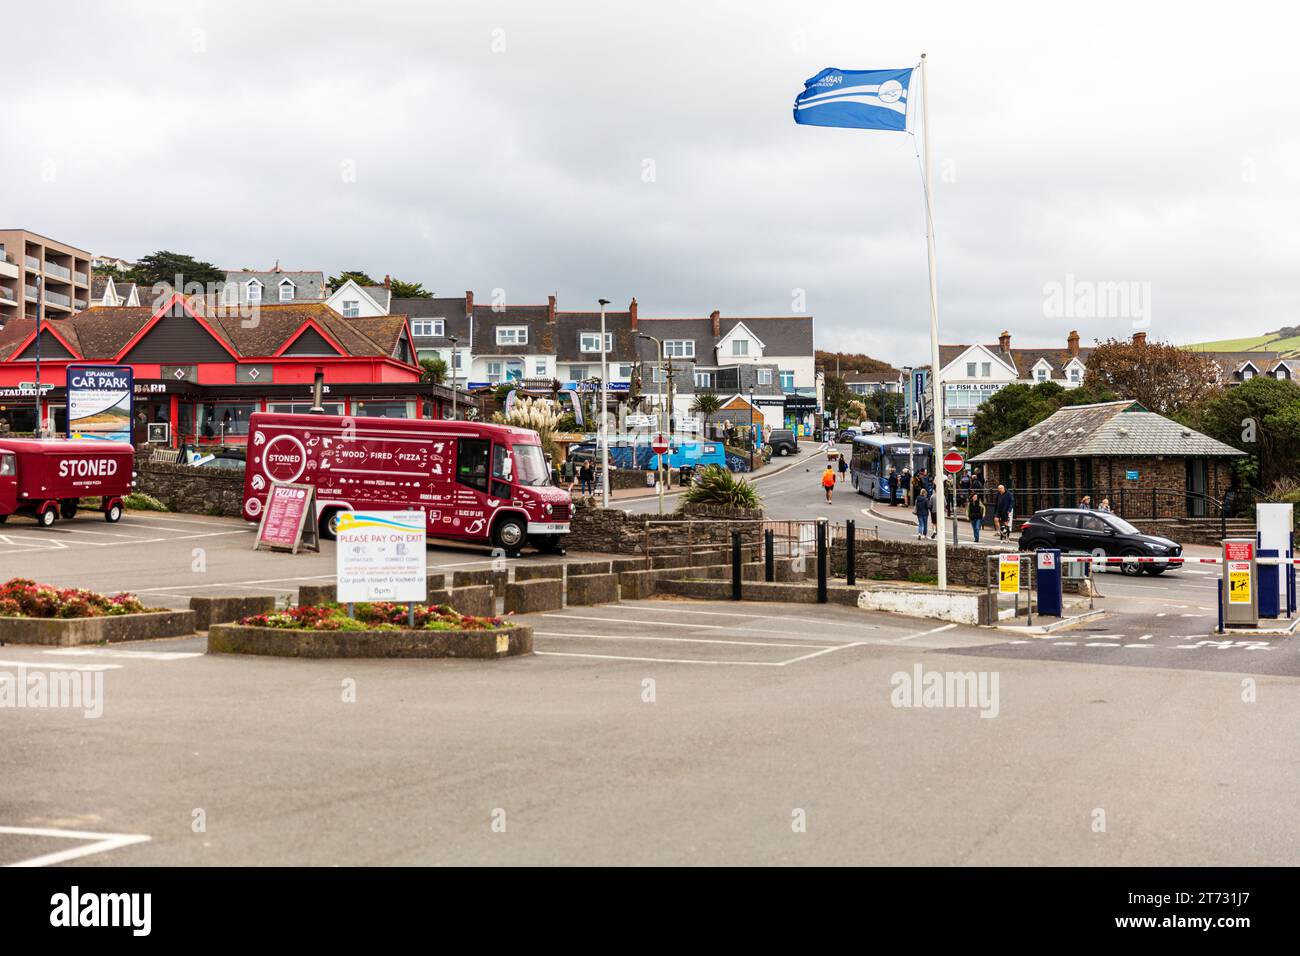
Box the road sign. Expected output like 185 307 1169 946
943 450 964 474
651 434 670 455
998 554 1020 594
336 511 427 603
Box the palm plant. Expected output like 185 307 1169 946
691 393 723 436
680 464 761 509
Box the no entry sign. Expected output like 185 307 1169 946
943 450 965 474
651 434 670 455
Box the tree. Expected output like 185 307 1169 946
127 250 225 290
328 270 378 290
389 279 433 299
1083 338 1221 414
419 357 448 385
823 375 855 426
815 350 894 374
1190 377 1300 489
691 393 722 434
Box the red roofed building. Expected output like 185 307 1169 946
0 293 471 446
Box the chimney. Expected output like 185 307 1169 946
383 274 391 290
1132 330 1147 347
547 294 556 323
1067 329 1080 357
710 309 721 338
998 330 1011 352
465 290 473 316
629 297 638 329
543 294 557 354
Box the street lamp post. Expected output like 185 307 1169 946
638 332 666 516
748 385 755 472
447 335 458 420
34 275 43 437
598 298 610 508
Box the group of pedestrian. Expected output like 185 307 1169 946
562 458 597 497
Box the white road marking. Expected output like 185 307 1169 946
1138 634 1153 640
535 651 784 667
0 825 150 868
622 605 879 630
1054 641 1077 646
541 613 734 630
888 623 958 643
534 631 835 650
1085 642 1121 647
42 648 202 662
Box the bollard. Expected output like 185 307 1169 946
1217 579 1225 634
816 520 828 604
731 531 743 601
765 529 775 582
845 519 856 586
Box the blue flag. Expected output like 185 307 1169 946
793 67 913 131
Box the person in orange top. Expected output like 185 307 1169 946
821 464 837 504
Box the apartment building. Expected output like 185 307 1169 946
0 229 93 326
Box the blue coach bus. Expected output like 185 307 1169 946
849 435 933 500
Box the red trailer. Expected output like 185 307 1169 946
0 438 134 527
241 413 572 554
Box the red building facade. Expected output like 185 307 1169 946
0 294 470 446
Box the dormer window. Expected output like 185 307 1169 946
278 278 295 302
1069 367 1081 382
246 279 263 303
732 339 748 356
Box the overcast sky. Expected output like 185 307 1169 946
5 1 1297 364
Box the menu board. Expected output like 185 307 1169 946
254 482 318 554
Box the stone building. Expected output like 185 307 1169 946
968 400 1244 519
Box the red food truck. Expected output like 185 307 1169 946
0 438 134 527
241 413 572 554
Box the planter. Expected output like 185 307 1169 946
0 610 197 646
207 623 533 659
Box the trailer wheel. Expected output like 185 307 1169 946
61 501 78 520
105 503 122 523
492 515 527 553
38 507 57 527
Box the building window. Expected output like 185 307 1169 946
1069 367 1081 382
534 360 547 377
353 400 414 418
278 280 294 302
341 300 359 318
732 339 748 356
757 369 773 385
496 326 527 345
411 319 444 337
780 370 795 392
981 362 991 377
694 371 712 389
580 332 612 353
966 362 976 377
487 361 503 382
267 401 344 416
191 401 258 439
1036 368 1048 381
246 280 262 303
616 363 633 378
651 367 667 384
664 339 694 359
569 366 588 380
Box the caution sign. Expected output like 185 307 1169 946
1227 561 1252 604
999 554 1021 594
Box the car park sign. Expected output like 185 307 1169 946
67 365 133 443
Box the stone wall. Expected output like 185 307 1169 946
135 458 246 517
831 538 993 589
566 500 764 555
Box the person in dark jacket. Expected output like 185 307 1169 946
967 492 986 542
915 487 930 539
888 468 899 506
900 468 913 507
928 486 939 539
994 484 1015 540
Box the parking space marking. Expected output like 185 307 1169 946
534 630 837 650
542 613 746 631
535 650 787 667
888 623 958 643
0 825 150 868
42 649 202 662
626 605 879 630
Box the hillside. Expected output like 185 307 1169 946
816 349 895 374
1187 326 1300 357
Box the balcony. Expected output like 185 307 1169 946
43 261 71 281
0 286 17 304
25 284 38 301
44 290 71 308
74 271 88 285
74 298 87 310
25 255 39 271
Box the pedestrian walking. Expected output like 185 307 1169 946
967 492 986 542
915 487 930 538
929 488 938 539
888 467 899 507
579 460 594 497
837 455 848 484
821 464 837 504
994 483 1015 541
1079 494 1092 510
900 467 912 507
1098 497 1113 513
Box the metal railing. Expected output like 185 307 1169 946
43 289 71 308
0 285 16 304
43 260 70 280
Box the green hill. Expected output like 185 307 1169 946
1187 327 1300 357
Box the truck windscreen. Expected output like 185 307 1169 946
511 444 551 486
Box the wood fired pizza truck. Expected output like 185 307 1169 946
0 438 133 527
240 413 572 555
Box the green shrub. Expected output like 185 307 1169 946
680 464 760 509
123 492 169 512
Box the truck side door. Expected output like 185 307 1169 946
0 452 16 515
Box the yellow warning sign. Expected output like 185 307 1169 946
999 555 1020 594
1228 562 1251 604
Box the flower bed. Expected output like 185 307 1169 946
0 578 150 619
0 578 196 646
238 602 507 632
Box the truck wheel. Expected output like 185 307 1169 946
61 501 78 520
492 515 527 553
105 503 122 523
318 509 344 541
39 508 57 527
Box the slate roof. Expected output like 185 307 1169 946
555 311 636 362
395 296 470 345
635 315 813 365
843 369 902 383
968 401 1245 463
222 269 326 302
472 304 552 357
939 342 1091 380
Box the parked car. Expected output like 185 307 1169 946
1017 508 1182 575
766 429 800 457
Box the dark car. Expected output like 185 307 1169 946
1017 508 1182 575
766 429 800 457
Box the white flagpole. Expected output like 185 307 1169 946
920 52 947 589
